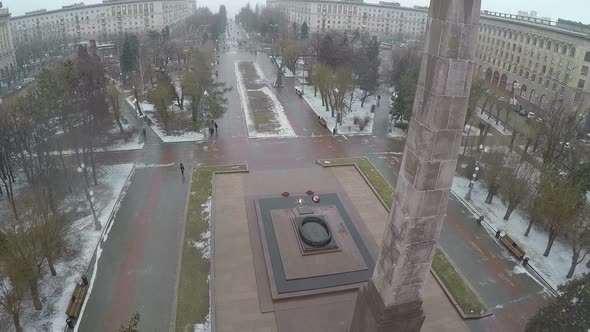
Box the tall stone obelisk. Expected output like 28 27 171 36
350 1 481 331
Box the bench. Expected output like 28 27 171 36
66 283 88 318
500 234 526 260
317 117 327 128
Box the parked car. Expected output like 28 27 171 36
527 112 535 119
519 108 528 116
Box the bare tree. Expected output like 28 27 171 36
537 173 584 257
566 210 590 279
1 218 45 310
500 162 536 220
481 149 507 204
0 275 25 332
312 63 334 114
536 94 587 166
107 83 126 137
148 79 174 135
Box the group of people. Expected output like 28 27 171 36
209 120 219 136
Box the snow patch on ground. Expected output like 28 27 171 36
192 197 212 332
194 311 211 332
16 164 135 332
388 127 407 138
451 175 590 290
125 96 205 143
464 123 481 136
302 89 375 135
234 61 295 138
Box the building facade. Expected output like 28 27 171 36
10 0 196 46
266 0 428 42
476 11 590 108
271 1 590 109
0 6 16 86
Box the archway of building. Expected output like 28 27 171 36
499 73 508 91
539 94 547 108
520 84 527 98
530 89 538 104
492 71 500 87
485 68 493 81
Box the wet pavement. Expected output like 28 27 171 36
75 31 548 332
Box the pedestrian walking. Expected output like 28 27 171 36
214 121 218 134
180 163 185 176
142 128 146 138
377 95 381 106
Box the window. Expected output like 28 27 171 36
578 79 585 89
547 41 552 50
531 74 536 81
553 83 558 91
519 69 523 76
525 71 530 79
570 47 576 57
562 45 567 54
582 66 588 76
560 86 565 95
542 65 546 74
585 51 590 62
549 68 554 76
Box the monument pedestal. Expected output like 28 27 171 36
350 280 425 332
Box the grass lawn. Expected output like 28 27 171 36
432 249 487 315
175 164 248 332
319 157 486 316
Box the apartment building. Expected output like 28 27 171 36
266 0 428 41
0 5 16 86
10 0 196 46
476 11 590 107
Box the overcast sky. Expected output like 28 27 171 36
3 0 589 24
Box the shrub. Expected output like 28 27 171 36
353 115 360 124
359 115 371 131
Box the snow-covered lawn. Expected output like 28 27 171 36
302 89 375 135
476 109 512 136
18 163 135 332
388 126 406 138
125 96 206 143
463 123 481 136
451 175 590 290
235 61 295 138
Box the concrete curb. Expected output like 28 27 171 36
430 248 493 321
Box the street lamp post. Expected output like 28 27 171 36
510 81 520 112
464 145 489 201
77 163 101 230
333 88 340 134
202 90 209 136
